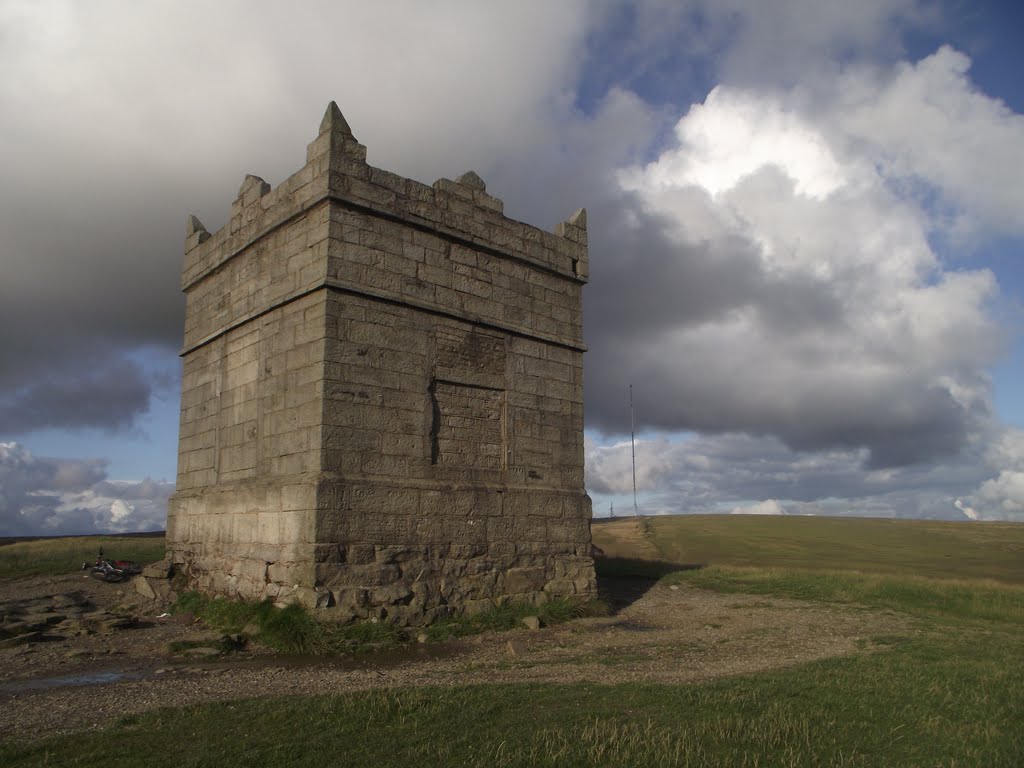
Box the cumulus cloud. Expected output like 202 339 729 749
953 499 979 521
829 46 1024 240
0 442 170 535
730 500 787 516
585 431 994 520
959 428 1024 520
586 48 1010 469
1 0 1021 529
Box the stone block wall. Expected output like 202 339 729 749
167 102 594 623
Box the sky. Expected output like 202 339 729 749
1 0 1023 535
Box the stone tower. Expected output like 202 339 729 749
167 103 595 624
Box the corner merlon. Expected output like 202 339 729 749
307 101 367 166
319 100 355 139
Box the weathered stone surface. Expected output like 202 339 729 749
0 631 43 648
168 101 595 623
455 170 486 191
133 575 156 600
142 560 173 579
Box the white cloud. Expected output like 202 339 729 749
584 435 680 495
830 46 1024 240
623 87 847 200
953 499 979 521
586 431 995 520
974 472 1024 516
599 50 1006 468
0 442 170 535
961 428 1024 520
730 499 787 515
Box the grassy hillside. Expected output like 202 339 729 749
592 514 1024 584
3 518 1023 766
0 534 166 579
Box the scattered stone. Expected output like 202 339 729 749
0 631 43 648
133 576 156 600
506 639 525 657
142 560 173 580
669 585 680 591
416 633 428 644
98 616 136 632
54 618 84 632
522 615 541 631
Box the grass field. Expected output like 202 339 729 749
2 517 1023 766
0 534 166 579
593 514 1024 584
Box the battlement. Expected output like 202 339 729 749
168 102 595 622
182 103 588 357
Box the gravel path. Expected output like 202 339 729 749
0 573 915 742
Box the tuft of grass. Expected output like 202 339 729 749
172 592 348 655
172 592 604 654
0 535 166 579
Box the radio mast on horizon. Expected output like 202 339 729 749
630 384 638 517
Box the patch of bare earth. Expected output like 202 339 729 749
0 575 915 742
591 519 664 560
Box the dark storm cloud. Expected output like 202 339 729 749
0 1 1016 507
578 191 986 468
0 1 591 439
0 356 153 434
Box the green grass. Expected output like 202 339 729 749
665 564 1024 625
3 624 1021 767
173 590 607 654
3 519 1023 765
592 514 1024 584
172 591 404 655
0 534 166 579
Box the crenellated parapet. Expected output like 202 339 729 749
183 102 588 355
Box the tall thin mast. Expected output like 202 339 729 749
630 384 638 517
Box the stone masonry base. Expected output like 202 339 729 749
168 475 596 626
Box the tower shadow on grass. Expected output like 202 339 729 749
594 556 703 613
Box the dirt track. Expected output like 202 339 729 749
0 570 916 742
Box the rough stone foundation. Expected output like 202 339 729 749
167 103 595 624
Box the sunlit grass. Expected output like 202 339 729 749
0 535 166 579
4 628 1021 768
4 522 1023 765
173 590 609 654
593 515 1024 585
665 564 1024 625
